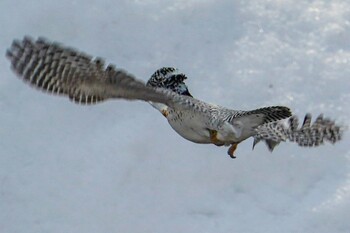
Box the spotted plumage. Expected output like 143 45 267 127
146 67 344 157
6 37 345 158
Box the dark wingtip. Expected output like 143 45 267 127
252 137 261 150
182 89 193 97
302 113 312 128
284 107 291 117
5 49 13 60
22 36 35 46
264 140 280 152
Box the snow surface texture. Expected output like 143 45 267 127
0 0 349 232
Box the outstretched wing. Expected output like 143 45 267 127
6 36 174 105
253 114 345 151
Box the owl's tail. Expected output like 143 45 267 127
253 114 345 151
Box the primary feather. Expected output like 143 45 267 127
6 37 173 105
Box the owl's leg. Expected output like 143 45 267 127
227 143 238 159
209 129 225 146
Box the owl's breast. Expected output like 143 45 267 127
166 110 212 144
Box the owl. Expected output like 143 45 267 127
6 37 345 158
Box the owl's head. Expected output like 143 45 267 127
147 67 193 97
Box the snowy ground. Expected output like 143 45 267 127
0 0 349 232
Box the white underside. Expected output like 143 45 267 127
168 110 212 144
150 102 259 145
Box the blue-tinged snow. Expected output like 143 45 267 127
0 0 349 232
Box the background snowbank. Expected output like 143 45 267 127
0 0 349 232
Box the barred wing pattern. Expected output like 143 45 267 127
211 106 292 124
5 37 257 120
6 37 173 105
253 114 344 151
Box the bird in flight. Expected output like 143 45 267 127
6 36 344 158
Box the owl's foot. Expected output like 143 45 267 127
161 109 169 117
209 129 225 146
227 143 238 159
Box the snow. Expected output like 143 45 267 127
0 0 349 232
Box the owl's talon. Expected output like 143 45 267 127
228 143 238 158
161 109 169 117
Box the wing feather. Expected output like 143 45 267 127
253 114 345 151
6 36 174 105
